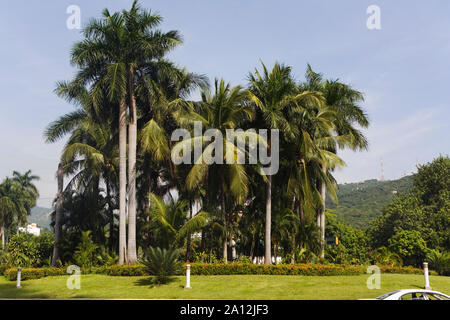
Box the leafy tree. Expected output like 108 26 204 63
388 230 429 267
325 211 370 264
5 232 54 267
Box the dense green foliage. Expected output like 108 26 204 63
73 231 99 268
427 250 450 276
4 232 54 268
326 175 414 228
324 212 370 264
368 156 450 267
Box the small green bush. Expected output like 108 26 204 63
141 247 182 284
73 231 98 268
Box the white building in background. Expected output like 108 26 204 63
18 223 41 236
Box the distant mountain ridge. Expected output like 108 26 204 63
29 206 52 230
326 175 414 229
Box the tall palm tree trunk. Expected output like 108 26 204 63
118 98 127 265
250 232 256 263
186 199 193 261
127 66 138 263
220 181 228 263
229 229 234 261
320 165 327 259
290 235 296 264
143 176 151 252
222 234 228 263
298 198 305 223
1 224 5 250
106 180 114 253
51 163 63 266
264 174 272 265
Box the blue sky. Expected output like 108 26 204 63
1 0 449 207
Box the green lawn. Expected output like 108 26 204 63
0 274 449 300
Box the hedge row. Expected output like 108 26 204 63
189 263 364 276
4 263 433 281
4 267 66 281
378 265 437 275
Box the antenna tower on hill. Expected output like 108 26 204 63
380 158 385 181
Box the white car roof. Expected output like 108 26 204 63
377 289 450 299
393 289 446 294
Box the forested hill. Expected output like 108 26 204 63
326 175 414 229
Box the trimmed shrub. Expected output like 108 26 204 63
3 263 434 281
94 264 147 276
4 267 65 281
188 263 364 276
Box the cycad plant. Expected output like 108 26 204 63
428 250 450 276
141 246 182 284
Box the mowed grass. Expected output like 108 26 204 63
0 274 449 300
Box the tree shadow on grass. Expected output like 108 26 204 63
134 276 177 288
0 282 52 299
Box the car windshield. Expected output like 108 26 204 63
426 293 450 300
376 290 401 300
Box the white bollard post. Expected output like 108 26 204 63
185 264 191 289
16 267 22 289
423 262 432 290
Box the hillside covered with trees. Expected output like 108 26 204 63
326 175 414 228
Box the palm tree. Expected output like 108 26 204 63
60 120 119 247
45 81 120 254
300 65 369 257
0 178 28 248
51 163 64 266
69 1 182 263
12 170 40 215
248 61 324 264
172 79 257 262
271 208 299 264
148 193 207 250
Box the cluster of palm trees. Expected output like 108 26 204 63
45 1 369 265
0 171 40 249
